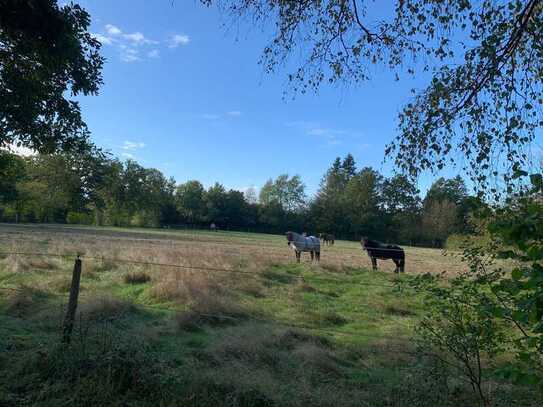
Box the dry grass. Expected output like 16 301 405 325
172 272 251 330
150 271 225 303
3 254 62 273
237 279 266 298
5 285 49 317
0 223 469 278
48 275 73 292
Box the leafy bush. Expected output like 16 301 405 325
66 211 94 225
410 171 543 402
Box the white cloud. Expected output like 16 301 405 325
97 24 187 62
2 143 36 157
226 111 242 117
122 141 146 150
121 152 135 159
169 34 190 48
120 48 141 62
286 121 357 145
123 32 158 46
105 24 122 36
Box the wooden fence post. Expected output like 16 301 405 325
62 256 82 344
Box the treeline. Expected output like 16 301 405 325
0 149 482 246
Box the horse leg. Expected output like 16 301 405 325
310 251 314 262
296 251 301 263
393 259 400 273
400 258 405 273
316 251 320 262
371 257 377 271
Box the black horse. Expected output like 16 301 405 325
319 233 335 246
361 237 405 273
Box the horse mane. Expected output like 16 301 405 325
363 238 381 248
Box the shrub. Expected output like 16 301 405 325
408 274 508 406
66 211 94 225
445 233 490 251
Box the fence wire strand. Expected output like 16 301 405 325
0 250 415 347
0 251 402 287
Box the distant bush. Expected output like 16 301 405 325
445 233 490 250
66 211 94 225
0 206 17 222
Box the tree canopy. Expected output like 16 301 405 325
201 0 543 188
0 0 103 153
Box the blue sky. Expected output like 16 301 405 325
77 0 446 195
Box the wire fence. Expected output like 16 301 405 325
0 250 403 286
0 250 415 348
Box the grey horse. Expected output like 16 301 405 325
286 231 321 263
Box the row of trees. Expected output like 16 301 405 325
311 155 480 245
0 150 480 247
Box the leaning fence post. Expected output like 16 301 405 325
62 256 82 344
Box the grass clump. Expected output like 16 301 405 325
4 285 51 317
296 280 317 293
238 279 266 298
78 295 135 322
384 302 417 317
48 275 73 292
124 271 151 284
307 310 348 327
176 296 250 331
4 255 62 273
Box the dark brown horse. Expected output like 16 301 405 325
361 237 405 273
319 233 335 246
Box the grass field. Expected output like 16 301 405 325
0 224 536 406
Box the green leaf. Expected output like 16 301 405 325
530 173 543 191
511 268 524 281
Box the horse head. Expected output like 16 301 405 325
286 231 294 246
